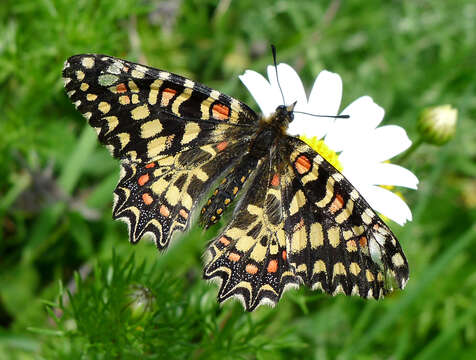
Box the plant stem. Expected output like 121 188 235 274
395 136 424 164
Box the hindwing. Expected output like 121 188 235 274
204 150 299 310
204 136 409 310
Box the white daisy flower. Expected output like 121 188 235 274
239 64 419 226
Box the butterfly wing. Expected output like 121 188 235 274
63 54 258 162
63 54 258 247
204 135 409 311
283 136 409 298
204 150 300 311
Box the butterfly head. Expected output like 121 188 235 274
274 101 296 129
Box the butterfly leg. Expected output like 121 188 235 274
200 153 259 229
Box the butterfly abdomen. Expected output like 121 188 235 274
200 152 259 229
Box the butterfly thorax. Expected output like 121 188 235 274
250 105 294 156
200 105 294 228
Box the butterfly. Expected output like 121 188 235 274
63 54 409 311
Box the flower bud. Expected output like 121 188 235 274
418 105 457 145
125 284 155 321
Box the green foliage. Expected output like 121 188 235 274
36 253 304 359
1 0 476 359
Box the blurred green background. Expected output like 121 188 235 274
1 0 476 359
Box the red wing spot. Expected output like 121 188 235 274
161 88 177 106
212 103 230 120
138 174 150 186
228 253 240 262
160 205 170 217
142 193 153 205
145 162 156 168
267 259 278 273
116 83 127 93
218 236 230 246
245 264 258 275
295 155 311 174
330 194 344 213
359 236 368 248
216 141 228 152
271 173 280 187
179 209 188 219
282 250 287 261
163 87 177 95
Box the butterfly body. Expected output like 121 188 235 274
63 54 409 311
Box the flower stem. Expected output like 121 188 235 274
394 137 423 164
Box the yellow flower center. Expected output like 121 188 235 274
299 135 343 172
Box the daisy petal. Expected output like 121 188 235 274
308 70 343 115
267 63 307 109
291 71 342 140
364 125 412 162
239 70 280 116
359 185 413 225
366 163 419 189
325 96 384 152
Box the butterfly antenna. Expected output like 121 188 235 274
293 110 349 119
271 44 286 106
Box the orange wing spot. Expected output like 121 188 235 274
116 83 127 93
216 141 228 152
245 264 258 275
271 173 280 187
179 209 188 219
346 239 358 252
282 250 287 261
359 236 368 248
142 193 153 205
201 207 206 214
138 174 150 186
295 155 311 174
218 236 230 246
212 103 230 120
159 204 170 217
228 253 240 262
267 259 278 273
233 186 239 195
216 208 223 215
161 88 177 106
224 198 231 205
145 162 156 168
330 194 344 213
119 95 130 105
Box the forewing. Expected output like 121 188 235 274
284 137 409 299
62 54 258 163
203 152 299 311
